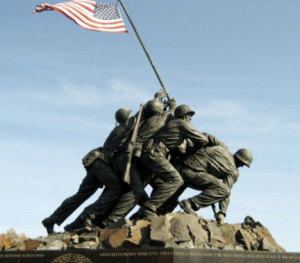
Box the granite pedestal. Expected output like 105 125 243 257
1 248 300 263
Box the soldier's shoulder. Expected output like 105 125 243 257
168 119 190 127
128 116 136 126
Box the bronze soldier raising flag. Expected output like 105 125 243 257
178 146 253 224
131 104 210 220
42 107 135 234
35 0 254 234
158 144 253 224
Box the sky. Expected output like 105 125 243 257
1 0 300 252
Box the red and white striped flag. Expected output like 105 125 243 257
34 0 127 33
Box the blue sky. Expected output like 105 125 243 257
1 0 300 252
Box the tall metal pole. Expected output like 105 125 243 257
118 0 170 99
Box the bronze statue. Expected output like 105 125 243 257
42 92 253 233
59 91 174 230
131 104 211 220
42 108 135 234
99 94 177 227
175 145 253 224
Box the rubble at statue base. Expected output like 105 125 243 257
2 214 284 252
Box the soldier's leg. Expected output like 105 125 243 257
138 153 184 217
180 168 230 212
99 190 137 227
42 172 99 233
129 164 149 204
156 163 191 215
77 159 131 225
50 173 99 224
157 184 187 215
97 164 149 227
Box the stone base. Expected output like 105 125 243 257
1 249 300 263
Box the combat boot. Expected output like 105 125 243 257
64 217 84 232
179 200 197 215
42 217 55 234
131 207 157 222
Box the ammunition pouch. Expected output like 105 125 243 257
98 149 111 164
82 147 102 168
144 139 169 157
82 147 111 168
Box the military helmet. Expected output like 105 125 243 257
234 148 253 167
144 100 164 117
174 104 195 119
115 108 131 124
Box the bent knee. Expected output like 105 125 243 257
222 185 230 198
168 174 184 189
175 176 184 187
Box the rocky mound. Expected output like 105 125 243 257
2 213 284 252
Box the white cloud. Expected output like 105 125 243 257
193 99 300 135
195 99 245 120
0 79 156 139
259 117 300 133
286 121 300 131
109 79 152 103
260 117 282 133
62 84 106 106
34 79 153 108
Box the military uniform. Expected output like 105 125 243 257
101 103 175 225
43 117 135 232
137 119 209 217
178 145 239 215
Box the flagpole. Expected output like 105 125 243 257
118 0 170 99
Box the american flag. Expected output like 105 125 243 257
34 0 127 33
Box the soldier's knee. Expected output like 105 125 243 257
176 176 184 187
222 185 230 198
167 175 183 191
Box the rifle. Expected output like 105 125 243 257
123 103 144 184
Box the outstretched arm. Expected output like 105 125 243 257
217 171 239 223
203 132 228 149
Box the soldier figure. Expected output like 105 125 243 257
41 108 134 234
42 92 253 232
62 91 173 230
133 104 211 220
99 95 176 227
177 146 253 224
